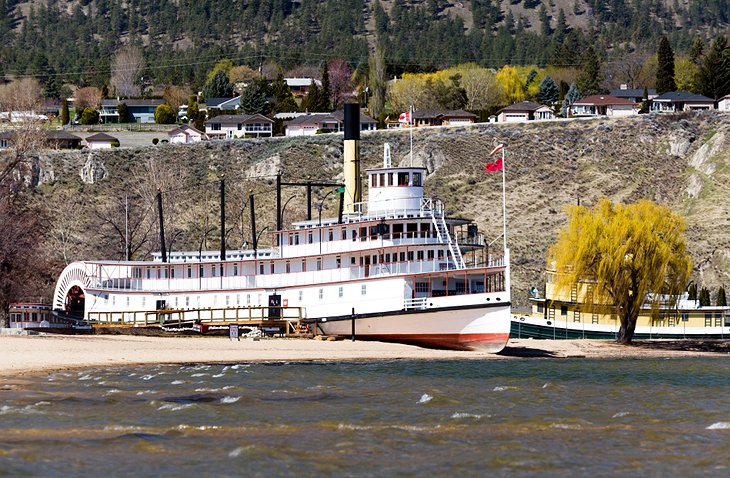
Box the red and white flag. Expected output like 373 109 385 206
398 111 411 123
489 144 505 156
485 157 503 173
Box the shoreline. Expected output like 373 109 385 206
2 335 729 379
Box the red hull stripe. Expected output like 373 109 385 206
354 333 510 352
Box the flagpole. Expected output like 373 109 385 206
409 105 413 165
501 146 507 253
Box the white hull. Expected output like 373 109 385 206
319 304 511 352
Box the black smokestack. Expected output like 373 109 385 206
344 103 360 140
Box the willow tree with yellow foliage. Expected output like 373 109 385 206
549 199 692 344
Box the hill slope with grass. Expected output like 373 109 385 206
32 111 730 306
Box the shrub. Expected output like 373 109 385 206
110 140 120 148
80 108 99 125
154 104 176 124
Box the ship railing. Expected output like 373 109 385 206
87 306 304 329
88 254 506 292
454 231 485 247
347 197 442 220
404 297 428 310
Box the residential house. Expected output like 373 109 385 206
168 124 206 144
718 94 730 112
85 132 119 149
45 130 83 149
609 84 657 103
570 95 639 117
0 130 82 149
284 111 377 136
285 78 322 97
650 92 715 112
99 99 166 123
409 110 477 127
205 97 241 111
497 101 554 122
204 114 273 139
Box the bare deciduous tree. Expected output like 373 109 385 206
0 79 46 196
368 44 386 119
74 87 103 111
461 68 503 110
328 58 354 109
110 45 144 98
163 85 190 112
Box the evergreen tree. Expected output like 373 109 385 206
117 102 129 123
576 46 603 96
320 61 331 111
688 282 698 301
689 37 704 65
538 76 559 104
239 82 268 114
202 69 234 100
60 98 70 125
300 82 325 112
717 286 727 307
699 287 711 307
697 35 730 100
656 36 676 94
271 72 291 102
561 83 581 116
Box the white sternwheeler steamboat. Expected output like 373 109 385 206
54 105 511 351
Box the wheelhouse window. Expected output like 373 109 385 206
412 172 422 187
398 172 409 186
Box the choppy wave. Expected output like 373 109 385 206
418 394 433 403
157 403 194 412
451 412 486 420
220 396 240 404
707 422 730 430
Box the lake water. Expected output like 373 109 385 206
2 358 730 477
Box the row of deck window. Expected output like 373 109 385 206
128 248 449 280
370 171 422 188
286 222 443 246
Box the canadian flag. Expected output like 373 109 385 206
485 158 503 173
398 111 411 123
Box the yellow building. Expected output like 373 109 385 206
512 271 730 339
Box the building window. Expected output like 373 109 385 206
361 284 367 295
319 289 323 300
560 306 568 316
412 172 422 187
317 258 322 271
302 259 307 272
286 262 291 273
338 287 344 298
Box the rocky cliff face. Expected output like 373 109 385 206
35 112 730 307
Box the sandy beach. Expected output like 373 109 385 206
1 334 729 378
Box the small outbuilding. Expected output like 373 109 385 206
85 132 119 150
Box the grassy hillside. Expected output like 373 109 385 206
33 111 730 307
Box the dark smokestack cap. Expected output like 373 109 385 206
344 103 360 141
